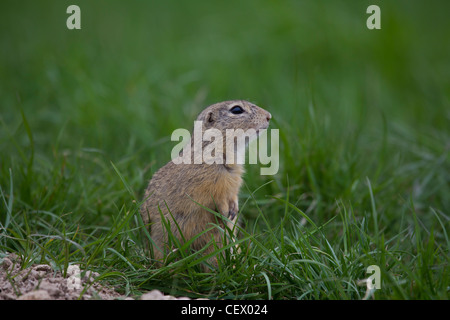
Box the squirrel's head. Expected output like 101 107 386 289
193 101 272 165
197 100 271 133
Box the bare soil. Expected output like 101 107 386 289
0 253 200 300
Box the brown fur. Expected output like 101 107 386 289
140 100 271 266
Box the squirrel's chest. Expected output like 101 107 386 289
213 171 242 198
193 169 242 204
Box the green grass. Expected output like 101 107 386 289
0 0 449 299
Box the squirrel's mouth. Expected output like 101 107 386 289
257 123 270 132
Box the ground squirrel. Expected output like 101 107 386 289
140 100 272 267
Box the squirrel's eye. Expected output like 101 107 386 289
230 106 244 114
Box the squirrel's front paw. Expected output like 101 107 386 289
228 199 238 220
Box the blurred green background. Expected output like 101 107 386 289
0 0 449 230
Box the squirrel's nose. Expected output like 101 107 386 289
266 112 272 122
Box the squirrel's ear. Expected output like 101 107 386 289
206 111 214 125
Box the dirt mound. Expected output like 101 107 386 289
0 253 207 300
0 253 125 300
